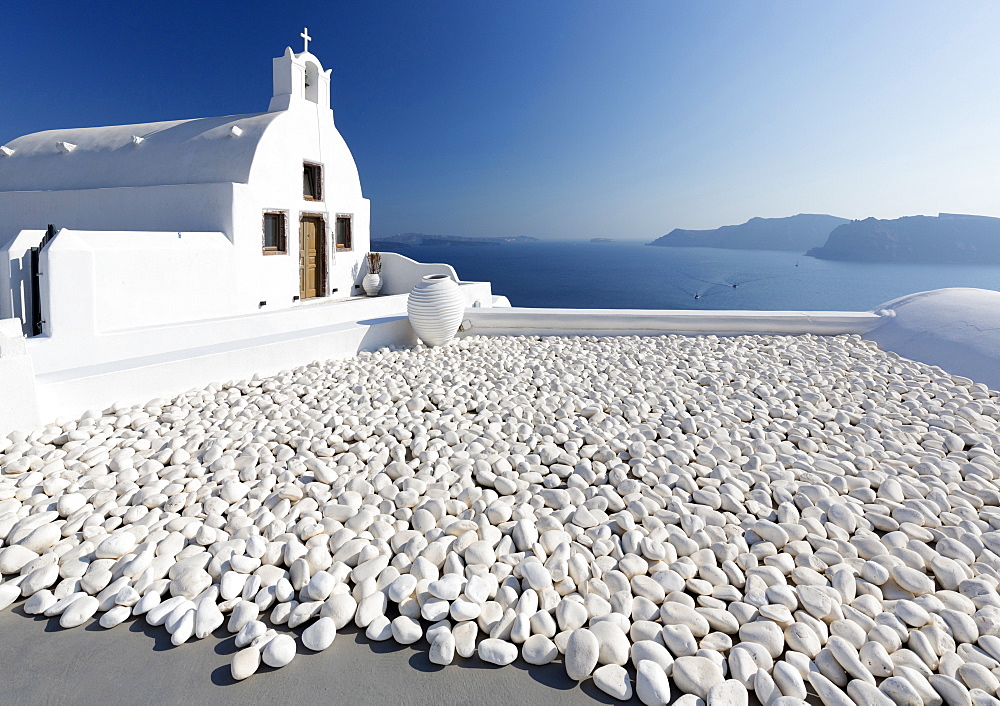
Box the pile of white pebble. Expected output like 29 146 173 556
1 332 999 706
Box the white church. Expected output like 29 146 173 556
0 33 499 434
1 30 372 333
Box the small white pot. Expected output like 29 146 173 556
407 274 464 346
362 273 383 296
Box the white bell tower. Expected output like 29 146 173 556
269 28 332 113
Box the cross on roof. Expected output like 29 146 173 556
300 27 312 53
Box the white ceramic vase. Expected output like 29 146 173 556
362 273 382 296
407 274 464 346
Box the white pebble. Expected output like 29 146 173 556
673 656 724 699
478 638 518 666
302 617 337 651
231 647 260 681
565 628 600 680
594 664 633 701
707 679 748 706
391 616 423 645
636 660 672 706
522 634 558 665
99 604 132 629
261 634 296 668
429 631 455 665
59 595 98 628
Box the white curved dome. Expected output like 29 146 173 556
0 111 282 192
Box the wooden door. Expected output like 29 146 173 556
299 216 325 299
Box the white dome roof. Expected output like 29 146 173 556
0 110 282 192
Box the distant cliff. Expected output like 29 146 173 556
807 214 1000 264
372 233 537 248
649 214 848 251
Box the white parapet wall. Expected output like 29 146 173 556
33 316 416 425
459 307 883 337
28 280 495 425
6 285 997 438
1 273 495 435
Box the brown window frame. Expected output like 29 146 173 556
335 214 353 252
262 211 288 254
303 162 323 201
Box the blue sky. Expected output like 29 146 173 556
2 1 998 240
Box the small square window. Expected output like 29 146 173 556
303 162 322 200
335 215 352 251
263 211 287 253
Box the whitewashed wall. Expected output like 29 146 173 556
0 183 236 247
41 230 237 336
0 184 236 331
0 318 39 433
235 94 371 309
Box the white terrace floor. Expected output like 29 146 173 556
1 330 998 705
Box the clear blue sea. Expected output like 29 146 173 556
385 242 1000 311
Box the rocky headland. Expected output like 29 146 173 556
649 214 848 251
807 214 1000 264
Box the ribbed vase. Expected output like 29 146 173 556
362 273 382 296
407 274 464 346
